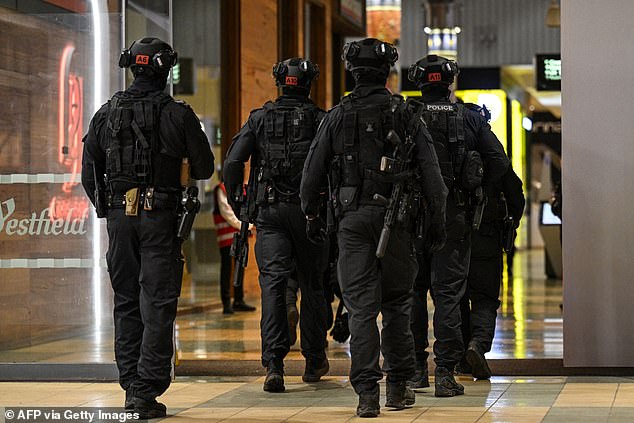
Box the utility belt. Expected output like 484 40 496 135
107 187 180 214
256 181 301 205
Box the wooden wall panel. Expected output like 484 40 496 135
240 0 279 122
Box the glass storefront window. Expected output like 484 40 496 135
0 0 171 365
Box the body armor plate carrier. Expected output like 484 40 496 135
104 91 172 192
335 94 408 211
257 101 319 203
412 101 483 192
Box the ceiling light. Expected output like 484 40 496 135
546 0 560 27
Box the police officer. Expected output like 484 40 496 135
223 58 329 393
406 55 510 397
81 37 214 419
301 39 447 418
458 165 525 379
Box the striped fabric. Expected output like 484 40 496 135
214 183 239 248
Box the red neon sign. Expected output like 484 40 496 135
58 44 84 194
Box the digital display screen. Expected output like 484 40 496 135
540 201 562 225
536 54 561 91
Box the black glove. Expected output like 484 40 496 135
306 216 328 244
429 213 447 252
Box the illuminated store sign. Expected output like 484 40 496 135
53 43 90 220
536 54 561 91
0 198 88 236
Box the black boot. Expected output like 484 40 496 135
124 390 134 410
434 366 465 397
407 360 430 390
132 397 167 419
385 381 415 409
302 357 329 382
465 341 491 380
455 356 473 375
263 359 285 393
222 300 234 315
233 300 256 312
356 386 380 418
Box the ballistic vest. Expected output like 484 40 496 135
335 93 408 210
104 91 172 192
410 100 466 191
256 101 320 199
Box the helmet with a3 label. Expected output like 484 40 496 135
408 54 459 88
272 57 319 93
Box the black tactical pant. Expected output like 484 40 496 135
106 207 183 401
254 202 328 367
338 206 417 394
460 223 502 353
431 201 472 370
410 249 433 366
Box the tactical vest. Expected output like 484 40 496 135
411 100 466 191
334 94 407 211
104 91 172 192
256 101 319 202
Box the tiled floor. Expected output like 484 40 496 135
1 376 633 422
0 249 563 364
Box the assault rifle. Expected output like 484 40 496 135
373 130 416 258
230 165 259 288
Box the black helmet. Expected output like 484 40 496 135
342 38 398 72
119 37 178 75
408 54 459 88
272 58 319 92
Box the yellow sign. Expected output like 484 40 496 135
455 90 507 149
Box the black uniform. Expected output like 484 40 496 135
223 94 329 371
81 76 214 401
407 96 510 372
460 166 524 356
301 84 447 395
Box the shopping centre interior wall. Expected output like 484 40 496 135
562 0 634 367
400 0 560 68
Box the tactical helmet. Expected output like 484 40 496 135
342 38 398 72
408 54 459 88
119 37 178 75
272 58 319 92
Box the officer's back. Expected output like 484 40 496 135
81 37 213 420
301 38 447 418
405 54 510 396
223 58 331 394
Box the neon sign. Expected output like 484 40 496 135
53 43 89 221
58 44 84 194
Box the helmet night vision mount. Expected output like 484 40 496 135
272 57 319 91
119 37 178 75
342 38 399 72
408 54 459 88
